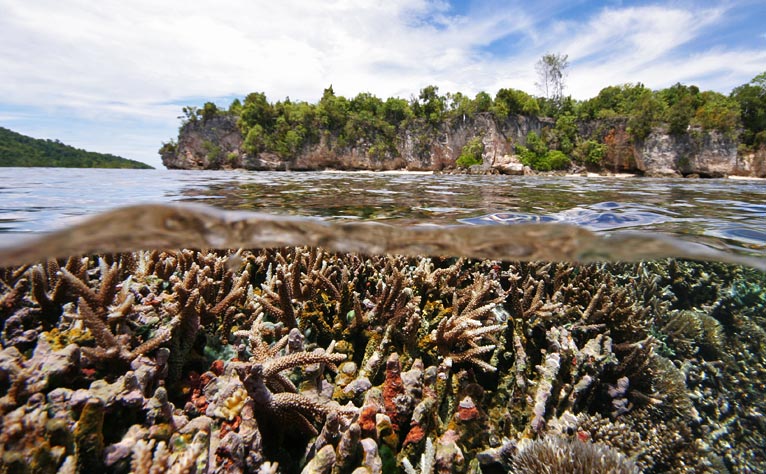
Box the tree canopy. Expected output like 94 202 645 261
173 70 766 168
0 127 152 169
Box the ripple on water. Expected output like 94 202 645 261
460 202 675 231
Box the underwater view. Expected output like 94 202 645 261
0 169 765 473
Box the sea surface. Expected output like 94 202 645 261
1 167 766 473
0 167 765 266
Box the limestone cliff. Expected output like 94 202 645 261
161 113 761 177
636 130 740 178
162 115 243 170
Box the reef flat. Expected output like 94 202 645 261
0 249 765 473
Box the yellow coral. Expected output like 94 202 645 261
42 327 94 350
215 387 249 421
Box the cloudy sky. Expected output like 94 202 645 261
1 0 764 168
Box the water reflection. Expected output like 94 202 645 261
1 168 766 257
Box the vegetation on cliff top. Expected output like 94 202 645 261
171 70 765 171
0 127 153 169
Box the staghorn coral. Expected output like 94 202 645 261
0 252 765 473
430 275 505 372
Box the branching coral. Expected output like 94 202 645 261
431 276 506 372
1 252 764 473
77 297 173 364
232 311 356 441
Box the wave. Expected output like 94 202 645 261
0 203 764 270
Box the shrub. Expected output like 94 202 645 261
516 132 570 171
543 150 570 170
573 139 607 166
456 136 484 168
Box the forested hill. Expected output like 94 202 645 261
0 127 153 169
161 72 766 176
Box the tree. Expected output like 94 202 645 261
474 92 493 113
200 102 219 123
731 72 766 147
626 91 664 141
239 92 275 131
535 53 569 107
179 106 199 125
381 97 413 126
317 86 349 132
492 88 540 119
411 85 446 126
516 131 570 171
456 136 484 168
692 91 740 135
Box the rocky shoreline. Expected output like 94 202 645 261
161 113 766 178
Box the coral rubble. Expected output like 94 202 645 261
0 250 765 473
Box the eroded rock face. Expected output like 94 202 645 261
161 115 244 170
161 113 551 172
161 113 754 177
734 147 766 177
636 129 739 178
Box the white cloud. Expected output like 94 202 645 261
0 0 763 167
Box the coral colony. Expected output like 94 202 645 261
0 248 765 473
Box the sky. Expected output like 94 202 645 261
1 0 765 169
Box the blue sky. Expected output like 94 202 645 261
1 0 764 168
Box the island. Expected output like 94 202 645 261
160 73 766 178
0 127 153 169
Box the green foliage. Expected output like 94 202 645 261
411 85 446 126
516 132 570 171
659 83 701 135
579 83 654 120
580 81 744 141
179 102 223 126
573 139 607 166
200 102 219 123
627 91 664 141
181 74 766 167
525 131 548 156
456 136 484 168
491 88 540 119
228 98 242 115
731 73 766 147
159 140 177 156
0 127 153 168
551 113 577 154
317 86 350 132
692 92 740 134
474 92 493 113
243 124 267 155
577 83 665 140
381 97 413 126
239 92 275 132
201 140 223 166
543 150 571 170
180 105 199 125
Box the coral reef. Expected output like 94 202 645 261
0 250 765 473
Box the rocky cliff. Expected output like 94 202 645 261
161 113 762 177
636 130 740 178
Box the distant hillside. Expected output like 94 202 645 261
0 126 153 169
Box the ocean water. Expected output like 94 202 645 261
0 167 765 473
0 168 765 264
